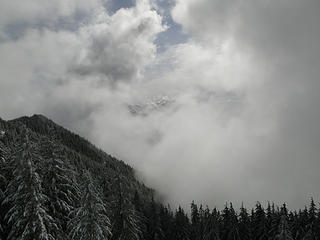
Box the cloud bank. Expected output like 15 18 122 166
1 0 320 209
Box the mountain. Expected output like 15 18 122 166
0 114 157 240
1 114 153 200
128 95 174 116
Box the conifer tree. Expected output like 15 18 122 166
146 196 164 240
252 202 268 240
203 208 221 240
291 211 304 240
0 142 6 240
111 175 144 240
159 204 174 240
190 201 200 240
221 203 240 240
226 203 240 240
41 139 79 239
274 215 293 240
238 204 252 240
303 198 318 239
68 171 111 240
172 207 190 240
4 134 56 240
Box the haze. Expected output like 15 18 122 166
1 0 320 210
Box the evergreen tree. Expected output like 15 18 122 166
221 203 240 240
252 202 268 240
190 201 200 240
239 204 252 240
226 203 240 240
274 215 293 240
0 142 6 240
4 135 56 240
291 211 304 240
68 171 112 240
111 175 143 240
146 197 164 240
159 204 174 240
221 204 231 239
133 190 143 213
303 198 318 240
172 207 190 240
41 139 79 239
203 208 221 240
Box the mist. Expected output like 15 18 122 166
1 0 320 210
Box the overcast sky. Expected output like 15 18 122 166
1 0 320 210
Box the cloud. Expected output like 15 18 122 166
73 1 165 82
1 0 320 210
88 0 320 209
0 0 165 116
0 0 103 40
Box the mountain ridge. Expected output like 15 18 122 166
0 114 154 202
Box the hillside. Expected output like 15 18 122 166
1 114 153 198
0 114 157 240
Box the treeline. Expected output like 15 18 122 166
156 200 320 240
1 133 319 240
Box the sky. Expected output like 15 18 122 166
1 0 320 210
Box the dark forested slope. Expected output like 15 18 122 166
0 114 155 240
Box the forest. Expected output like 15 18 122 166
0 115 319 240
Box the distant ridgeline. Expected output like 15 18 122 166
0 115 319 240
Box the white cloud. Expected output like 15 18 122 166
0 0 165 119
1 0 320 210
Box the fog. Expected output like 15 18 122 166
1 0 320 210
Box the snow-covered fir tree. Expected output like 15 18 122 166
3 134 56 240
68 171 112 240
111 175 144 240
41 139 79 239
0 135 6 240
0 140 7 203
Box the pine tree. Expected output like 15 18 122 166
68 171 112 240
0 141 7 240
303 198 318 240
111 176 144 240
172 207 190 240
226 203 240 240
0 140 8 198
274 215 293 240
41 139 79 239
291 211 304 240
203 208 221 240
221 203 240 240
159 204 174 240
4 135 56 240
190 201 200 240
146 197 164 240
252 202 268 240
238 204 252 240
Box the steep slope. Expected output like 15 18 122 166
1 114 153 203
0 114 160 239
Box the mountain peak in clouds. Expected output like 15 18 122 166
128 95 174 116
